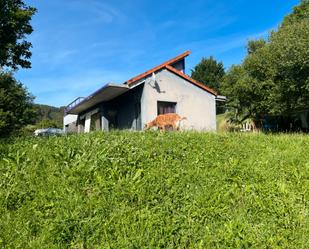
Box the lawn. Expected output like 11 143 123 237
0 132 308 248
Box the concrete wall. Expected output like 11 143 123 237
63 114 78 127
141 69 216 131
63 114 78 132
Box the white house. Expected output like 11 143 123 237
64 51 219 132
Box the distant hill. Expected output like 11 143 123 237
34 104 65 128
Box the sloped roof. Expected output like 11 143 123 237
125 51 217 96
65 51 217 114
126 50 190 85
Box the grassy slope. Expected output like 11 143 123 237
0 132 308 248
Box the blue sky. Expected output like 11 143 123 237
17 0 299 107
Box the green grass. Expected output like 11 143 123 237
0 132 308 248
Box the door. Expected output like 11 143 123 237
107 109 118 130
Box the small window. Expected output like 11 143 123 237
157 101 176 115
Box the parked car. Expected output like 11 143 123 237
34 128 64 137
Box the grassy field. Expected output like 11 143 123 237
0 132 308 248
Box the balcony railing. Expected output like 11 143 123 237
64 97 85 114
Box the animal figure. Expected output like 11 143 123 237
145 113 187 131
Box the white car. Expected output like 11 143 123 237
34 128 64 137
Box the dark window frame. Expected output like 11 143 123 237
157 101 177 115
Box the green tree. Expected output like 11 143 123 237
36 119 61 129
246 39 266 54
222 1 309 125
0 72 36 137
0 0 36 136
191 56 225 93
0 0 36 70
34 104 65 127
282 0 309 27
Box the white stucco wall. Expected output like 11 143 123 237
63 114 78 126
63 114 78 131
140 69 216 131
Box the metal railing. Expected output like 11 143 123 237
64 97 85 114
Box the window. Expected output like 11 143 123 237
157 101 176 115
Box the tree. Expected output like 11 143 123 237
0 0 36 70
246 39 266 54
282 0 309 27
269 12 309 113
0 72 36 137
191 56 225 93
0 0 36 136
34 104 65 128
36 119 61 129
222 1 309 126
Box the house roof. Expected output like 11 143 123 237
126 50 190 85
125 50 217 96
65 51 217 114
66 84 129 114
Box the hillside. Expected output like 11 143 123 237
0 132 308 248
34 104 65 127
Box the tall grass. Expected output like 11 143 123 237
0 132 308 248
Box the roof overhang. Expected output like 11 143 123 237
216 95 227 102
67 84 129 114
